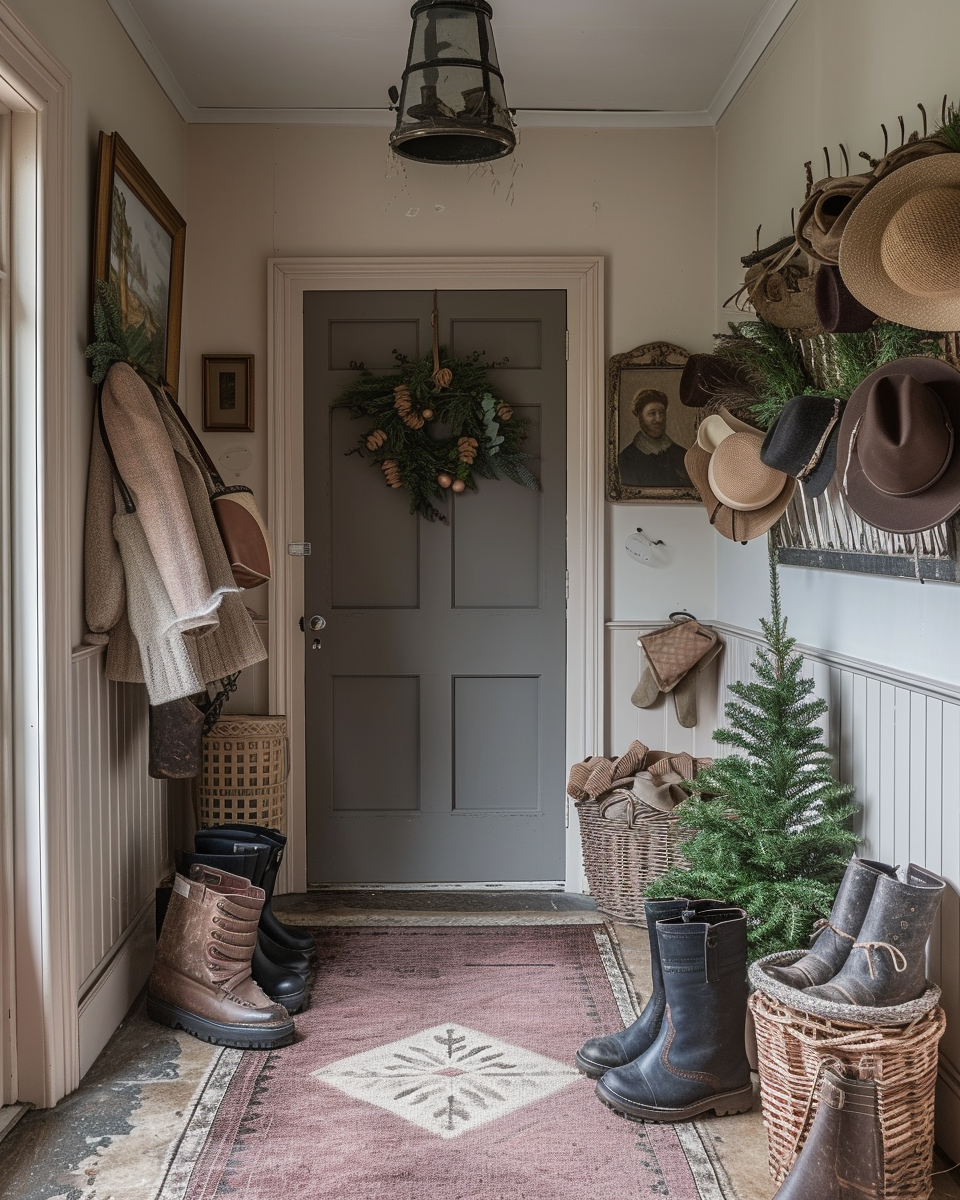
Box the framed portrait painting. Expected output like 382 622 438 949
606 342 698 503
93 132 186 398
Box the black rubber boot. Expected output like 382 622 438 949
177 851 309 1013
804 863 945 1007
575 898 728 1078
772 1066 882 1200
764 857 897 990
595 908 753 1122
195 827 317 958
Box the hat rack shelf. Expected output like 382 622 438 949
771 332 960 583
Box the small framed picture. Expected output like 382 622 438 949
606 341 699 503
202 355 255 431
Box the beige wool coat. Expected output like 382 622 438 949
85 363 266 704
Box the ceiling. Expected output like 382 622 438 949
107 0 798 126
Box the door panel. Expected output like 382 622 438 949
303 289 567 883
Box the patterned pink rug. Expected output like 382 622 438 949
159 925 732 1199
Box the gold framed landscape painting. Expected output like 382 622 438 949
93 131 187 398
606 342 698 503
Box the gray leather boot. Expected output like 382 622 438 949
805 863 945 1007
595 908 753 1121
575 898 727 1078
764 857 897 989
772 1066 882 1200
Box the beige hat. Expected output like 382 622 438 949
687 409 795 542
839 153 960 331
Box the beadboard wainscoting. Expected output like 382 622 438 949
72 645 174 1075
608 619 960 1159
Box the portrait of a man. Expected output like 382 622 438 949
618 387 692 488
606 342 698 502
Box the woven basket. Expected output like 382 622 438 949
749 986 945 1199
575 801 685 921
198 715 288 833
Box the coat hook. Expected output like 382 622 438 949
943 94 949 124
635 527 665 547
881 123 889 156
790 206 796 234
756 224 762 253
823 146 831 177
898 114 905 145
918 102 928 136
839 144 850 176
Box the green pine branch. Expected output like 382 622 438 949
648 546 859 958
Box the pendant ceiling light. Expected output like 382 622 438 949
388 0 515 165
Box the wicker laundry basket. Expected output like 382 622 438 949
198 714 288 833
749 956 945 1200
570 746 709 922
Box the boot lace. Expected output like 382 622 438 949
853 940 908 978
206 896 260 999
809 919 856 944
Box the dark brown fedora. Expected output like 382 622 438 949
815 264 877 333
836 356 960 533
679 354 753 409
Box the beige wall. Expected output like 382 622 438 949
7 0 184 644
715 0 960 683
181 123 720 626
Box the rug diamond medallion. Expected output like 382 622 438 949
312 1022 579 1139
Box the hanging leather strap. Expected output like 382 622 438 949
96 383 137 514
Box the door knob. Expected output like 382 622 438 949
309 615 327 631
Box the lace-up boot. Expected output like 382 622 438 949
804 864 944 1007
575 898 728 1078
147 864 295 1048
764 857 897 989
595 908 753 1121
772 1065 882 1200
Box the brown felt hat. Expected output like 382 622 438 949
836 356 960 533
815 264 877 333
839 153 960 331
796 173 873 266
686 409 795 542
679 354 753 409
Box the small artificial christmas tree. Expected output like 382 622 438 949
647 548 858 958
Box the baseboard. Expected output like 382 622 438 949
307 881 566 891
77 900 156 1078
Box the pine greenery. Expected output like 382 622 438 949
647 549 859 958
334 349 539 521
713 318 938 430
85 279 156 384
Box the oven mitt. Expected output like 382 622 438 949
672 637 724 728
639 618 719 693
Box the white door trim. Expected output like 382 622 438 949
0 4 74 1107
267 256 604 893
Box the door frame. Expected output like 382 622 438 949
267 257 604 892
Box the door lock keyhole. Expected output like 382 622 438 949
311 638 322 651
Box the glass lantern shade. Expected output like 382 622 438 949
389 0 515 165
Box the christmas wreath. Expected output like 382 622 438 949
334 349 539 521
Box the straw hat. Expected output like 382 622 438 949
839 153 960 330
760 395 843 498
686 409 795 542
796 173 873 265
836 356 960 533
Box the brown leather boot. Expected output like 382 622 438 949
772 1065 882 1199
147 864 295 1048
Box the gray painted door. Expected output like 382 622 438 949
302 290 567 883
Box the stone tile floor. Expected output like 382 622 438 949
0 892 957 1200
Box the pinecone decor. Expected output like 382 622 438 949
381 459 402 488
333 349 540 522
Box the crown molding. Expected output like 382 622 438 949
104 0 196 121
107 0 801 130
708 0 801 124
